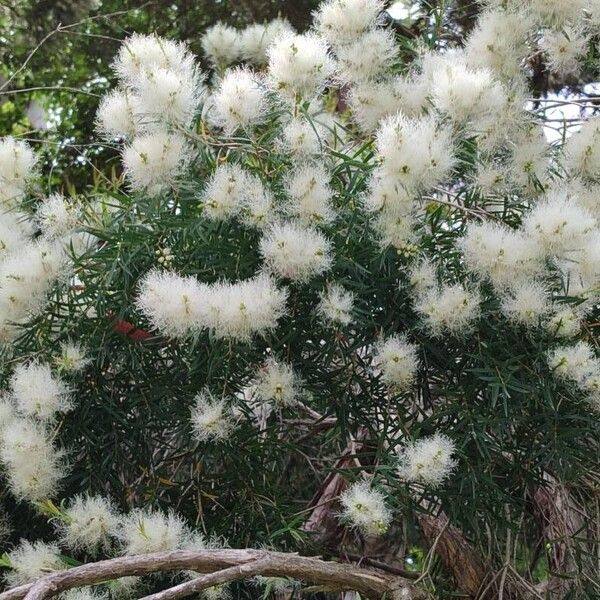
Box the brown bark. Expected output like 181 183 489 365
0 549 426 600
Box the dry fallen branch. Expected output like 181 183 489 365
0 549 426 600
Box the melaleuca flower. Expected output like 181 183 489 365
57 342 90 372
414 284 481 335
136 269 207 339
134 67 201 130
240 19 294 65
527 0 587 26
119 509 188 555
190 391 236 442
334 29 398 83
0 418 66 501
540 26 588 78
10 362 71 421
508 124 549 191
375 115 454 192
565 117 600 181
255 358 301 408
373 335 419 391
460 222 543 289
59 495 120 554
122 132 190 194
204 274 288 341
522 190 596 257
397 433 457 486
348 76 428 132
95 90 139 139
317 283 354 325
363 172 415 214
260 221 332 282
426 55 507 128
314 0 384 46
202 23 241 68
500 282 549 327
199 163 251 221
4 540 65 586
0 397 16 432
471 162 511 197
339 481 391 536
267 33 335 101
0 137 37 207
548 342 600 390
372 208 418 253
0 240 68 337
0 212 32 259
113 34 196 85
408 260 437 295
284 163 335 225
239 183 275 229
211 67 268 134
36 193 81 238
465 9 532 80
546 308 582 339
278 116 333 157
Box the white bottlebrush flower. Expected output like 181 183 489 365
415 284 481 335
0 137 37 207
339 481 391 536
407 260 437 295
36 193 81 238
314 0 384 46
10 362 71 421
277 116 335 158
122 132 190 194
239 182 275 229
375 115 454 192
211 68 268 134
199 163 251 221
465 9 532 79
565 117 600 181
60 495 120 554
201 23 241 68
471 162 511 197
113 34 196 85
348 75 428 132
284 163 334 225
335 29 398 83
0 212 32 258
134 67 201 130
373 335 419 391
363 172 415 214
190 391 236 442
95 90 139 140
540 26 588 78
548 342 600 390
119 509 188 555
240 19 294 65
372 208 418 253
260 221 332 282
397 433 457 486
267 33 335 100
546 307 582 338
136 269 207 339
4 540 65 586
427 56 507 128
57 341 90 372
460 222 543 289
317 283 354 325
0 419 65 502
204 274 288 341
527 0 587 26
0 397 16 431
508 124 549 190
255 358 301 407
500 282 549 327
522 190 596 257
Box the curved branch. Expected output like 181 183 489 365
0 549 425 600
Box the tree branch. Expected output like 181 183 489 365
0 550 425 600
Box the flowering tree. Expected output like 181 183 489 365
0 1 600 599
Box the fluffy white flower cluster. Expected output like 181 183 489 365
0 137 36 208
339 480 391 536
397 433 457 487
4 540 65 586
136 270 287 341
190 391 237 442
373 335 419 391
255 358 301 408
317 283 354 325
